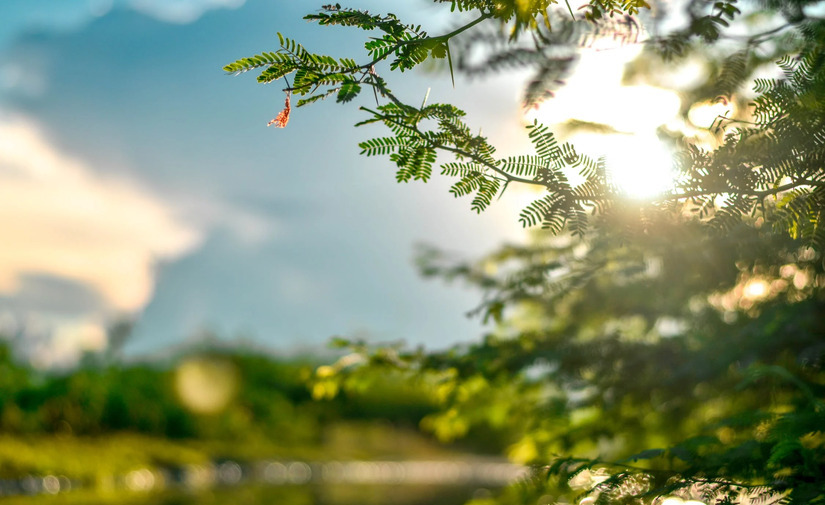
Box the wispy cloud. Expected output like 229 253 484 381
0 0 246 52
129 0 246 24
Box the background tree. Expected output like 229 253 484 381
225 1 825 504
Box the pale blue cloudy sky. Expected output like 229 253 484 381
0 0 535 366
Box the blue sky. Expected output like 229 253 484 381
0 0 533 366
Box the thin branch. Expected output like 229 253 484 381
719 22 795 44
363 13 493 69
666 179 824 201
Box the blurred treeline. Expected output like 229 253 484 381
0 343 445 439
0 340 481 481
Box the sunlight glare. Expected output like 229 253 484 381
525 84 681 133
688 100 734 129
573 133 676 199
521 44 683 200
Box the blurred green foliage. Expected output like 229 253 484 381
0 347 311 441
325 221 824 504
0 344 456 482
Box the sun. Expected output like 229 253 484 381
601 134 677 199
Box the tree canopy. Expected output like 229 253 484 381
225 1 825 504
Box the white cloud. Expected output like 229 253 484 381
0 116 201 312
0 115 282 367
0 0 245 53
128 0 246 24
175 196 277 246
33 318 108 369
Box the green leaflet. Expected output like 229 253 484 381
336 82 362 103
222 51 290 74
450 171 484 197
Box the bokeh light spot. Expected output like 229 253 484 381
174 356 239 414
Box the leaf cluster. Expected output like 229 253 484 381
679 21 825 250
359 102 609 234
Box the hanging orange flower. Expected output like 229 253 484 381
267 93 291 128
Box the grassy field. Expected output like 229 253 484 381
0 421 462 481
0 422 486 505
